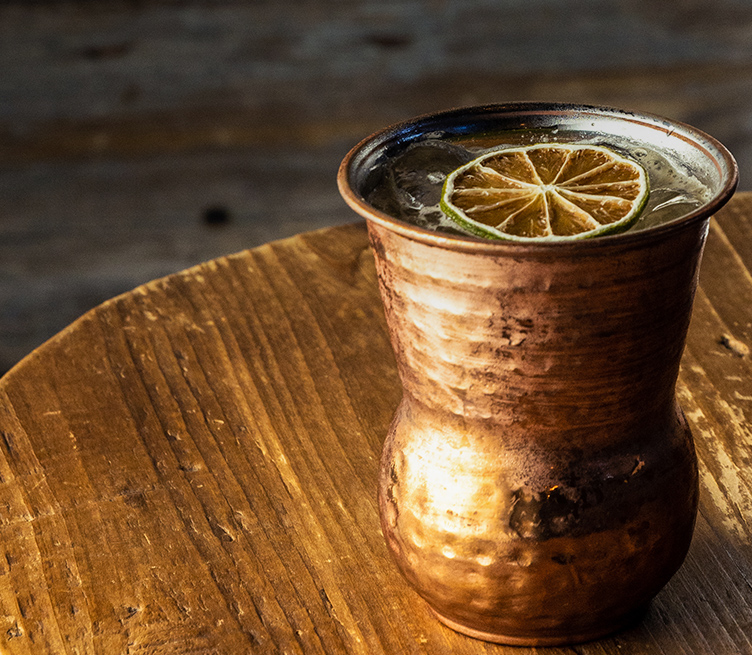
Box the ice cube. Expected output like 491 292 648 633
369 140 472 222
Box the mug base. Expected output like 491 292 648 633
429 604 648 646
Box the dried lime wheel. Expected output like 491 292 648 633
440 144 649 241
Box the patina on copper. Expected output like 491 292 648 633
338 104 738 646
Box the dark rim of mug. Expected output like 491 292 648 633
337 102 739 253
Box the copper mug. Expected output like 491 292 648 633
338 104 738 646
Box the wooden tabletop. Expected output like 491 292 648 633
0 195 751 655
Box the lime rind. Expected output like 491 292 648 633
439 144 650 242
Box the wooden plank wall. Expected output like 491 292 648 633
2 0 752 374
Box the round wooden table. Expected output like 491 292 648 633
1 196 751 654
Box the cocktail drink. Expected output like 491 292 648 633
337 104 737 646
364 117 718 238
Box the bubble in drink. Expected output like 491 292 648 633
365 127 713 238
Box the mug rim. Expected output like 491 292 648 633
337 102 739 253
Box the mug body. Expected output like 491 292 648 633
369 217 703 645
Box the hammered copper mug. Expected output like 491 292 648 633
338 104 738 646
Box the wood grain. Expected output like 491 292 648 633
0 195 751 653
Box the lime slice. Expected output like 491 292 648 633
440 143 649 241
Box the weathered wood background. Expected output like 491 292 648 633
2 0 752 373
